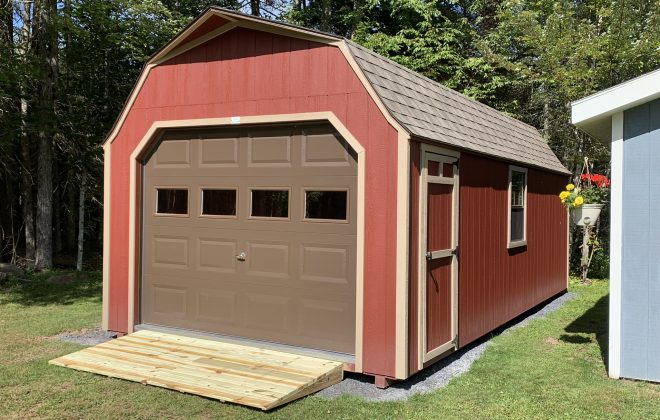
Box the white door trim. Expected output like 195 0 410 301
123 111 366 371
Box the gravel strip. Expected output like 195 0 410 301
55 327 116 346
318 292 575 402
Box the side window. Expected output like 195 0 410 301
201 189 237 216
156 188 188 215
304 190 348 221
508 166 527 247
251 189 289 218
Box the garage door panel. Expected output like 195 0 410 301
246 241 290 278
198 134 240 167
300 244 352 284
248 135 292 166
244 293 291 332
302 133 353 166
153 139 191 168
142 123 357 355
149 285 187 318
197 238 238 273
152 236 189 268
195 289 238 324
298 298 354 343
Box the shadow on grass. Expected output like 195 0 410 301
562 294 609 371
0 271 102 307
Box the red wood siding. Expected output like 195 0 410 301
427 183 453 251
426 256 452 351
108 27 399 377
408 146 567 374
458 154 568 346
426 182 454 352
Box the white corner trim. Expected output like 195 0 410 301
101 143 111 331
571 69 660 125
395 131 410 379
609 111 624 379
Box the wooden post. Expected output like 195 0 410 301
580 224 591 284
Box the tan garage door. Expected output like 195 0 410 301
141 123 357 355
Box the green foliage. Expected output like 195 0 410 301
588 248 609 279
286 0 659 278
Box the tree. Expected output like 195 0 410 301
31 0 58 270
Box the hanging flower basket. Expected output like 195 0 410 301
570 203 604 226
558 172 610 225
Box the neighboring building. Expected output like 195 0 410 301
103 7 569 386
572 68 660 383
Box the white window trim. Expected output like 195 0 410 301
507 165 528 248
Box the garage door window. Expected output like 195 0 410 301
304 190 348 221
251 189 289 218
156 188 188 215
201 189 237 217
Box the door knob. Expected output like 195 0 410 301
235 252 246 261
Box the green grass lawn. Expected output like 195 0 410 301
1 272 658 419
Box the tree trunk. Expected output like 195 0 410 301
65 169 76 251
20 131 35 265
250 0 259 16
35 128 53 270
53 168 62 255
17 0 36 267
76 169 86 271
0 0 12 48
33 0 57 271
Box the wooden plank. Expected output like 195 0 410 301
49 331 343 410
124 331 338 373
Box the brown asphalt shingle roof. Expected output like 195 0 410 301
344 40 570 175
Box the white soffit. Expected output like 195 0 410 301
571 68 660 142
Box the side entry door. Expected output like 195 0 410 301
419 146 459 365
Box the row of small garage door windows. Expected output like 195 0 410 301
155 188 348 221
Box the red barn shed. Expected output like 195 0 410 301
102 7 569 386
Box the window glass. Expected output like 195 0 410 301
251 190 289 218
428 160 440 176
510 170 526 242
202 189 236 216
156 188 188 215
305 190 348 220
442 163 454 177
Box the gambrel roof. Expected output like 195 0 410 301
105 7 570 175
345 41 569 174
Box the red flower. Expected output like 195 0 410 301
580 173 610 188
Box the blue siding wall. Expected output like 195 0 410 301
622 98 660 381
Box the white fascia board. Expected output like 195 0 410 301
571 68 660 128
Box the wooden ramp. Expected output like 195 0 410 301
49 330 343 410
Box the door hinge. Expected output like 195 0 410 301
452 247 459 259
452 335 458 347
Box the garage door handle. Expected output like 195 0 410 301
235 252 246 262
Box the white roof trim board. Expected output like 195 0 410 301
105 7 570 175
344 41 569 174
571 68 660 142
